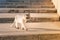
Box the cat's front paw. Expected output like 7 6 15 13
15 27 19 29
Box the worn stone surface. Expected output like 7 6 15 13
0 34 60 40
39 34 60 40
0 13 59 23
0 0 59 40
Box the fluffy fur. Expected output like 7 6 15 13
10 14 27 30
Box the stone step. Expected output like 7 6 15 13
0 13 59 23
0 22 60 40
31 5 55 8
0 2 53 6
0 18 14 23
28 18 59 22
23 8 57 13
0 8 57 13
0 18 59 23
0 13 26 18
0 18 56 23
33 0 51 2
0 13 25 23
28 13 59 22
40 0 51 1
30 13 59 18
0 17 58 23
0 34 60 40
0 2 53 5
0 5 55 8
31 2 53 5
0 13 57 18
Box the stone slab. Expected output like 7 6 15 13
0 22 60 35
0 8 57 13
30 13 59 18
0 22 60 40
0 13 58 18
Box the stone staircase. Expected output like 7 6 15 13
26 0 59 22
29 13 59 22
0 0 60 40
0 0 59 23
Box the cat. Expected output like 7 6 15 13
10 14 27 30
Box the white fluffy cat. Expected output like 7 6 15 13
10 14 27 30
